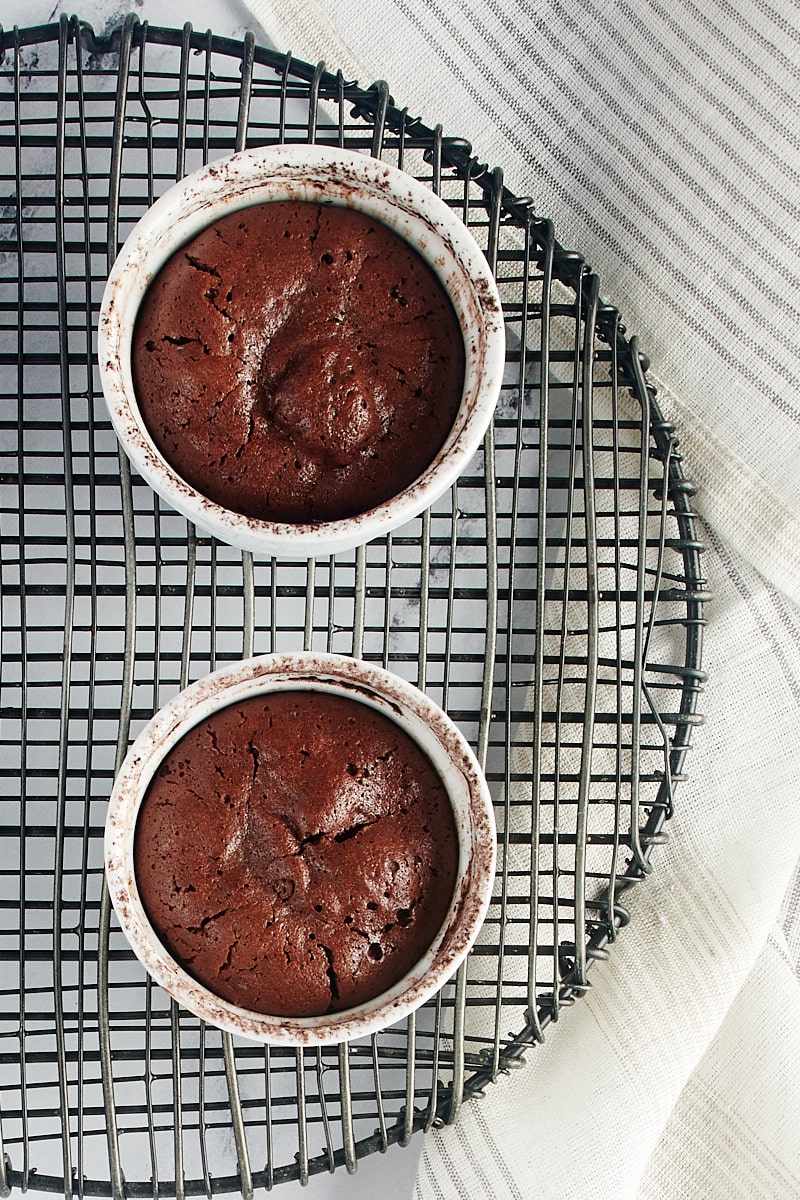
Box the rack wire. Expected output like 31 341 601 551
0 14 706 1197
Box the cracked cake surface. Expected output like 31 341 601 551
131 200 466 524
134 690 460 1017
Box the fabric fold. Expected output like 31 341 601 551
637 927 800 1199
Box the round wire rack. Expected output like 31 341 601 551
0 15 706 1197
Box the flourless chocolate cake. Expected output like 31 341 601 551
132 201 465 524
134 690 460 1017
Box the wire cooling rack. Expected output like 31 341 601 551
0 14 706 1197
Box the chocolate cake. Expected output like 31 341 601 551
134 690 460 1017
132 200 466 524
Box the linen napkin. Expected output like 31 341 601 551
239 1 800 1195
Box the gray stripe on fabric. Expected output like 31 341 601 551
411 0 800 251
454 1116 501 1198
527 0 800 206
704 522 800 705
770 929 799 976
420 1144 447 1200
434 1129 480 1200
765 582 800 660
501 1 800 327
565 1 800 262
418 0 798 315
392 0 800 427
711 0 800 79
782 866 800 978
642 0 800 145
668 0 800 102
408 0 800 356
618 1 800 184
475 1104 525 1200
749 0 800 48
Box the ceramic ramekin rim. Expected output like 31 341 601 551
104 651 496 1046
97 143 506 558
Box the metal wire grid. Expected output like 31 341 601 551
0 13 706 1197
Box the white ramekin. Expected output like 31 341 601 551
104 652 496 1046
98 144 505 558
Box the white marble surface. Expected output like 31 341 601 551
2 0 269 45
2 4 425 1196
